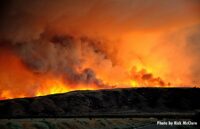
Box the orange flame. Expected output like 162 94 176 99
0 32 197 100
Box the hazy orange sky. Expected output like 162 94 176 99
0 0 200 99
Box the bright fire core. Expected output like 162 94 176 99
0 0 200 99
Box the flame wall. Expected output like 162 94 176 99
0 0 200 99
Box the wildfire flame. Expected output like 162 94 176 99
0 47 183 100
0 0 199 100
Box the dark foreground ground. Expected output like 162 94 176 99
0 118 199 129
0 88 200 129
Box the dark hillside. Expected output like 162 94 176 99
0 88 200 118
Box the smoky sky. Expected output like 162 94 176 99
0 0 200 42
0 0 200 91
185 25 200 83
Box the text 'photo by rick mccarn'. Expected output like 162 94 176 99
0 0 200 129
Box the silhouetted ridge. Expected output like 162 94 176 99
0 88 200 118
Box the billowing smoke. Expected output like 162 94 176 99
1 31 113 85
0 0 200 99
183 25 200 85
0 32 116 99
130 67 166 86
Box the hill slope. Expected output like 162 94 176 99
0 88 200 118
